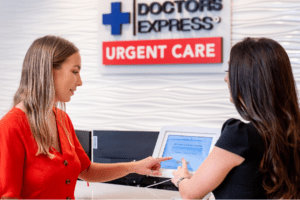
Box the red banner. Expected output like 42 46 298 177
102 37 222 65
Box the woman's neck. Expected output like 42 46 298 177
15 101 27 114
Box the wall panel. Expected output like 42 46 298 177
0 0 299 131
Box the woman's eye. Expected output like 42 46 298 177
73 71 78 74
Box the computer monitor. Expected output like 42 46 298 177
92 130 159 163
152 126 220 178
92 130 178 190
75 130 93 161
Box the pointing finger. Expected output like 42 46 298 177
157 157 172 162
182 158 188 169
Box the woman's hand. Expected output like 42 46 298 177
171 158 192 186
132 156 172 176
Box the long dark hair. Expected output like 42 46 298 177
229 37 300 198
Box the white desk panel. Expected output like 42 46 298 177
75 180 180 199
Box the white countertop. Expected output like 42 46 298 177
75 180 181 199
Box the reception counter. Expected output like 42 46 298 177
75 180 180 199
75 180 214 199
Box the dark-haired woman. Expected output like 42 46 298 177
171 37 300 199
0 35 171 199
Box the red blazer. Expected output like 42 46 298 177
0 107 91 199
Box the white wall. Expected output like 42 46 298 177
0 0 299 131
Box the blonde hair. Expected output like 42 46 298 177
14 35 79 159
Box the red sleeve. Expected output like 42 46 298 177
65 114 91 172
0 116 25 198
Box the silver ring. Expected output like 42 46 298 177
151 170 153 173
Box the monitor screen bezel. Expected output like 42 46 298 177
152 126 220 178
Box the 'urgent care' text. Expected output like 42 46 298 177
102 37 222 65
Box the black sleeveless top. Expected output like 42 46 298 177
212 118 267 199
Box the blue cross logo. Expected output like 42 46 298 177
103 2 130 35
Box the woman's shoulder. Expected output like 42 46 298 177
221 118 258 135
216 118 261 158
0 107 30 141
0 107 27 127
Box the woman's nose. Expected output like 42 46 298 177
224 74 228 82
77 75 83 86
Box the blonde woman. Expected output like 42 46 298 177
0 35 171 199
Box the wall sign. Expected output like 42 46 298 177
99 0 231 74
103 37 222 65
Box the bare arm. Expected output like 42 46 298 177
78 156 172 182
78 162 133 182
171 146 245 199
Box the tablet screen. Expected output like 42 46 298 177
161 134 213 171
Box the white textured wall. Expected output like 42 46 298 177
0 0 300 131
